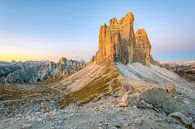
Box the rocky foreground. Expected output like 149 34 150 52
0 78 194 129
1 61 190 129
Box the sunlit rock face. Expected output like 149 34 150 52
94 12 135 64
92 11 153 65
58 57 68 65
133 28 153 65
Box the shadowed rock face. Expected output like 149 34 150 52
92 12 153 65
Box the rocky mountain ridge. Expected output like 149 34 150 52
0 57 85 84
160 60 195 68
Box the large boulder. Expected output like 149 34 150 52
137 87 192 115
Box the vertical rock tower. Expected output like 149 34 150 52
92 11 153 65
133 29 153 65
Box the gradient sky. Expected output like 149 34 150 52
0 0 195 62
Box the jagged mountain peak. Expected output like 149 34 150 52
92 11 152 65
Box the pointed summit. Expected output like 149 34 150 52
58 57 67 64
109 18 118 26
119 11 134 24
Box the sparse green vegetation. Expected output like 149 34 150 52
58 64 120 108
0 86 29 100
0 85 60 101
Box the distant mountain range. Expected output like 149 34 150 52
0 57 85 84
160 60 195 67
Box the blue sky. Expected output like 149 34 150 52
0 0 194 62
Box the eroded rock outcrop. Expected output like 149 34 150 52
92 11 153 65
133 29 153 65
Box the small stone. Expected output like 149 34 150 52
47 114 54 121
118 92 129 107
135 117 144 125
165 85 176 94
22 123 32 129
192 123 195 129
42 106 49 113
36 117 43 122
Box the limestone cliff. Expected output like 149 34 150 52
133 28 153 65
92 11 153 65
